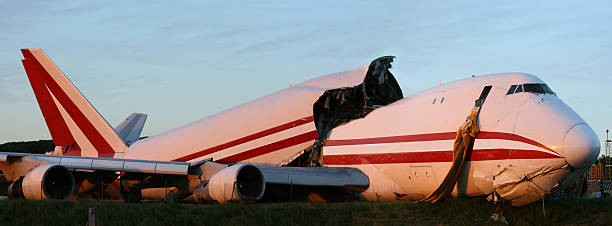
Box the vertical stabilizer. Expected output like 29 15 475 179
21 48 127 157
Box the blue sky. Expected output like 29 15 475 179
1 1 611 152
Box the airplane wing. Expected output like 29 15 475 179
0 152 190 175
114 113 148 146
0 152 369 203
256 166 369 202
7 49 390 203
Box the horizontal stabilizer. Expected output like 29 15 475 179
115 113 148 146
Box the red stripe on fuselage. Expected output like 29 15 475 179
172 118 557 164
325 132 456 146
172 116 315 162
323 148 562 165
477 131 556 153
326 131 559 156
217 130 318 163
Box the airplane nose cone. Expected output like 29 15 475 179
564 124 600 168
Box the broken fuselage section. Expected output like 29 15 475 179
322 72 599 206
114 56 404 202
289 56 403 166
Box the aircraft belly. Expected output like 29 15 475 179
390 163 439 199
353 164 407 201
330 157 569 205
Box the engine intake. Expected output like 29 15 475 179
194 164 265 203
8 164 75 200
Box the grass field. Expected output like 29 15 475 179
0 197 610 225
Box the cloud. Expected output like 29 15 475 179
234 35 311 54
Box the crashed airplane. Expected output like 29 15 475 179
0 49 600 206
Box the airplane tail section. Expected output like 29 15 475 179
21 48 127 157
115 113 148 146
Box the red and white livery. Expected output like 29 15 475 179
0 49 599 206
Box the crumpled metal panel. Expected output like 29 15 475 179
493 158 569 206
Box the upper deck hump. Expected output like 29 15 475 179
388 72 547 106
325 72 550 140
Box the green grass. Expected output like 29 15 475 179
0 197 610 225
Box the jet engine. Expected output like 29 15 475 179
8 164 75 200
193 164 265 203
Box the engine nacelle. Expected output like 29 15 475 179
8 164 75 200
194 164 265 203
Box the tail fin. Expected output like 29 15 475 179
115 113 148 146
21 48 127 157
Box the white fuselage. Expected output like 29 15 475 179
18 49 598 206
323 73 599 206
124 72 599 206
121 65 374 164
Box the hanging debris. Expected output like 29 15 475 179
422 86 491 203
288 56 403 167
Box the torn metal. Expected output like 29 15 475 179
492 159 570 206
288 56 403 167
422 86 491 203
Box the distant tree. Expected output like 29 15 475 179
0 140 54 154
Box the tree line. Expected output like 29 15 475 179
0 140 54 154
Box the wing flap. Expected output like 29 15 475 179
258 166 369 190
0 152 189 175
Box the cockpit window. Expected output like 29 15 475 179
524 84 544 93
542 84 555 94
506 83 555 95
506 85 517 95
515 84 523 93
524 84 555 94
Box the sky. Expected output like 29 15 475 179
0 0 611 153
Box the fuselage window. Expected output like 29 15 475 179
506 85 517 95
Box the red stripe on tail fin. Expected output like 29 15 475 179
22 57 75 146
21 49 127 157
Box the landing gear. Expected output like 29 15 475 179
120 185 142 203
119 179 142 203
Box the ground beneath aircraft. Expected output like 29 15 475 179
0 197 610 225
